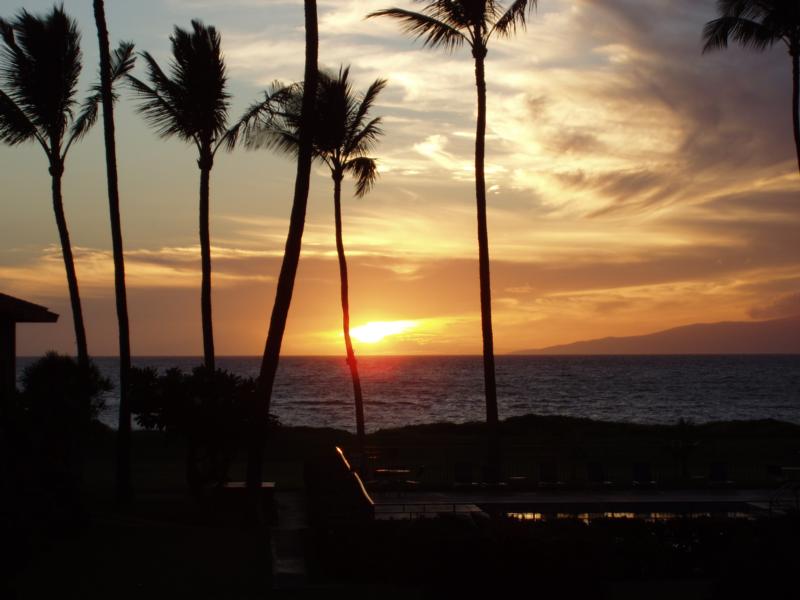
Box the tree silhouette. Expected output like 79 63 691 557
0 6 133 368
369 0 537 481
246 0 319 504
93 0 135 502
703 0 800 174
247 66 386 464
127 20 275 372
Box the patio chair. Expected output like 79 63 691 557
632 462 657 488
538 460 564 489
587 461 614 488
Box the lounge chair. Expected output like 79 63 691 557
708 462 734 488
632 462 657 488
538 461 564 489
587 461 614 488
453 461 479 489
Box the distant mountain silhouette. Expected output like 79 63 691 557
514 315 800 355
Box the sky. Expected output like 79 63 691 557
1 0 799 356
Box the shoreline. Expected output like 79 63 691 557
111 412 800 436
80 413 800 491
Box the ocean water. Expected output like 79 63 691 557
15 355 800 431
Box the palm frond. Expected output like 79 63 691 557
0 7 82 145
139 50 178 101
424 0 472 30
351 78 388 133
169 20 230 143
64 41 136 153
0 88 40 145
67 91 100 145
246 125 300 156
221 82 289 152
367 8 467 51
759 1 800 41
702 16 778 52
716 0 770 22
247 65 386 182
492 0 536 39
0 17 31 105
241 81 303 154
344 156 379 198
127 52 195 143
110 41 136 84
129 21 230 148
0 18 14 50
347 117 384 157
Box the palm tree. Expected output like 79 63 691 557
126 21 279 497
369 0 537 481
248 67 386 464
703 0 800 174
93 0 135 501
0 6 133 368
246 0 319 500
126 21 235 373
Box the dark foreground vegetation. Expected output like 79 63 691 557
3 355 800 598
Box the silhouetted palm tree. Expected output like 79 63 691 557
703 0 800 174
0 6 133 368
127 21 245 372
248 67 386 463
93 0 135 502
369 0 537 481
246 0 319 501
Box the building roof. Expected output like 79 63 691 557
0 293 59 323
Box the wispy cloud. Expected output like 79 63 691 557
2 0 799 356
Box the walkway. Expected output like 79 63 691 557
371 488 778 518
271 491 310 588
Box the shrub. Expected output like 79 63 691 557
130 365 278 491
20 352 110 430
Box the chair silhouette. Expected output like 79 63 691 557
709 462 734 487
453 462 477 488
538 461 563 489
587 461 613 488
632 462 656 488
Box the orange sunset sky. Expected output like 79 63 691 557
1 0 799 356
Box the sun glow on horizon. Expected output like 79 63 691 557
349 320 418 344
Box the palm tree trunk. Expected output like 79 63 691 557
333 173 366 465
792 47 800 175
198 152 215 372
93 0 132 501
247 0 318 501
49 159 89 369
473 43 501 483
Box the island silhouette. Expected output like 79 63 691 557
515 314 800 355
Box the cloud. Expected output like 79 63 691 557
0 244 276 297
4 0 800 356
190 0 800 213
547 128 607 155
749 292 800 320
7 237 800 355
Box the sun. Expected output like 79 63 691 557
349 320 417 344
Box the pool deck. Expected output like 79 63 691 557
371 488 779 519
271 486 789 586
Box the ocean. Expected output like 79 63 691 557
15 355 800 431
